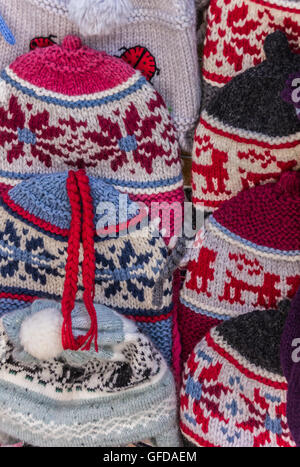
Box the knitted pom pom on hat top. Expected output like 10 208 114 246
192 30 300 211
179 171 300 363
201 0 300 107
180 301 295 447
0 34 184 215
280 287 300 447
0 299 181 447
0 170 182 367
0 0 200 152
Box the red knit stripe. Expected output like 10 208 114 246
200 117 300 149
191 196 220 208
0 292 36 302
202 68 231 85
206 332 287 390
1 191 69 237
180 421 218 447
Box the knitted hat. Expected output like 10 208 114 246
192 31 300 211
0 299 181 447
0 0 200 152
179 171 300 363
180 301 295 447
280 287 300 446
0 33 185 210
0 170 183 366
201 0 300 107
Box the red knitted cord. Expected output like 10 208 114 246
75 170 98 352
61 171 82 350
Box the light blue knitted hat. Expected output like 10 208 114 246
0 299 181 447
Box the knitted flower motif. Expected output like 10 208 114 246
0 95 65 167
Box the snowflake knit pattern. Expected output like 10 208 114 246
0 0 200 152
0 299 180 447
201 0 300 106
192 31 300 211
0 171 177 365
179 171 300 363
180 301 295 447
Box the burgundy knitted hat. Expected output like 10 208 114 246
179 171 300 363
0 35 183 213
280 287 300 446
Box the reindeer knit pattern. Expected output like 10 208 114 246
201 0 300 106
0 172 175 365
0 300 180 447
179 171 300 363
0 0 200 152
180 302 296 447
192 31 300 211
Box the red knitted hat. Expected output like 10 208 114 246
179 171 300 363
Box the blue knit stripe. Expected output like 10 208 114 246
180 296 230 321
0 169 182 190
0 298 28 316
137 317 173 365
0 15 15 45
211 216 300 256
1 70 147 108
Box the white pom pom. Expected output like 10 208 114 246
68 0 133 36
19 308 63 361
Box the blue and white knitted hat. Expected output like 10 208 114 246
0 299 181 447
0 170 184 365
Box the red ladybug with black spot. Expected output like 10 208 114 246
118 46 160 83
30 35 57 51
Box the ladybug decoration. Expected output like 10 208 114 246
30 35 57 51
118 46 160 83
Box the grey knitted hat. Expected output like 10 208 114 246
0 299 181 447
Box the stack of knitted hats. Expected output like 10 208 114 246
0 0 200 151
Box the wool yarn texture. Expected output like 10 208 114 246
280 287 300 447
0 0 200 152
0 170 180 366
179 171 300 363
201 0 300 107
180 300 295 447
192 30 300 212
0 299 180 447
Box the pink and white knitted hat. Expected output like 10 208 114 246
0 0 200 151
0 35 184 211
179 171 300 363
201 0 300 106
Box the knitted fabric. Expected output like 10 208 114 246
201 0 300 105
192 31 300 211
0 299 181 447
0 34 184 217
0 171 176 365
0 0 200 152
280 287 300 446
180 301 295 447
179 171 300 364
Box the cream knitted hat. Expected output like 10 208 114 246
0 0 200 151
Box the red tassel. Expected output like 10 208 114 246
61 169 98 352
